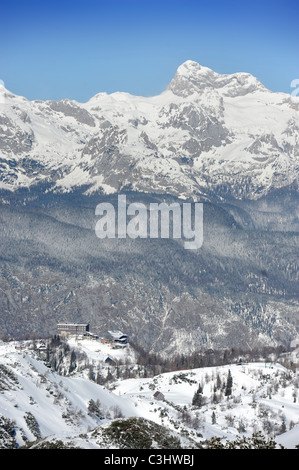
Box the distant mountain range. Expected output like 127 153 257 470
0 60 298 200
0 61 298 353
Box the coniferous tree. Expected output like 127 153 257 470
216 373 222 390
225 369 233 397
68 349 77 374
192 383 203 407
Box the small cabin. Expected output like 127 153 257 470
153 391 165 401
105 356 117 367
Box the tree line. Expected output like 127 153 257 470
129 341 290 376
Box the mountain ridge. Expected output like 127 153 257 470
0 60 298 201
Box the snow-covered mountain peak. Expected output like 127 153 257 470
0 85 17 104
169 60 266 98
175 59 214 77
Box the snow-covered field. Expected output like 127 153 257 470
0 337 298 449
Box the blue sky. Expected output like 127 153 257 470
0 0 298 101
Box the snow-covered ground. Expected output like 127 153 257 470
0 337 298 449
67 336 136 364
113 361 299 446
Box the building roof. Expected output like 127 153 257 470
107 330 127 339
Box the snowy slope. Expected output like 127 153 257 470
0 61 298 200
0 338 298 448
114 361 299 443
0 340 138 447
